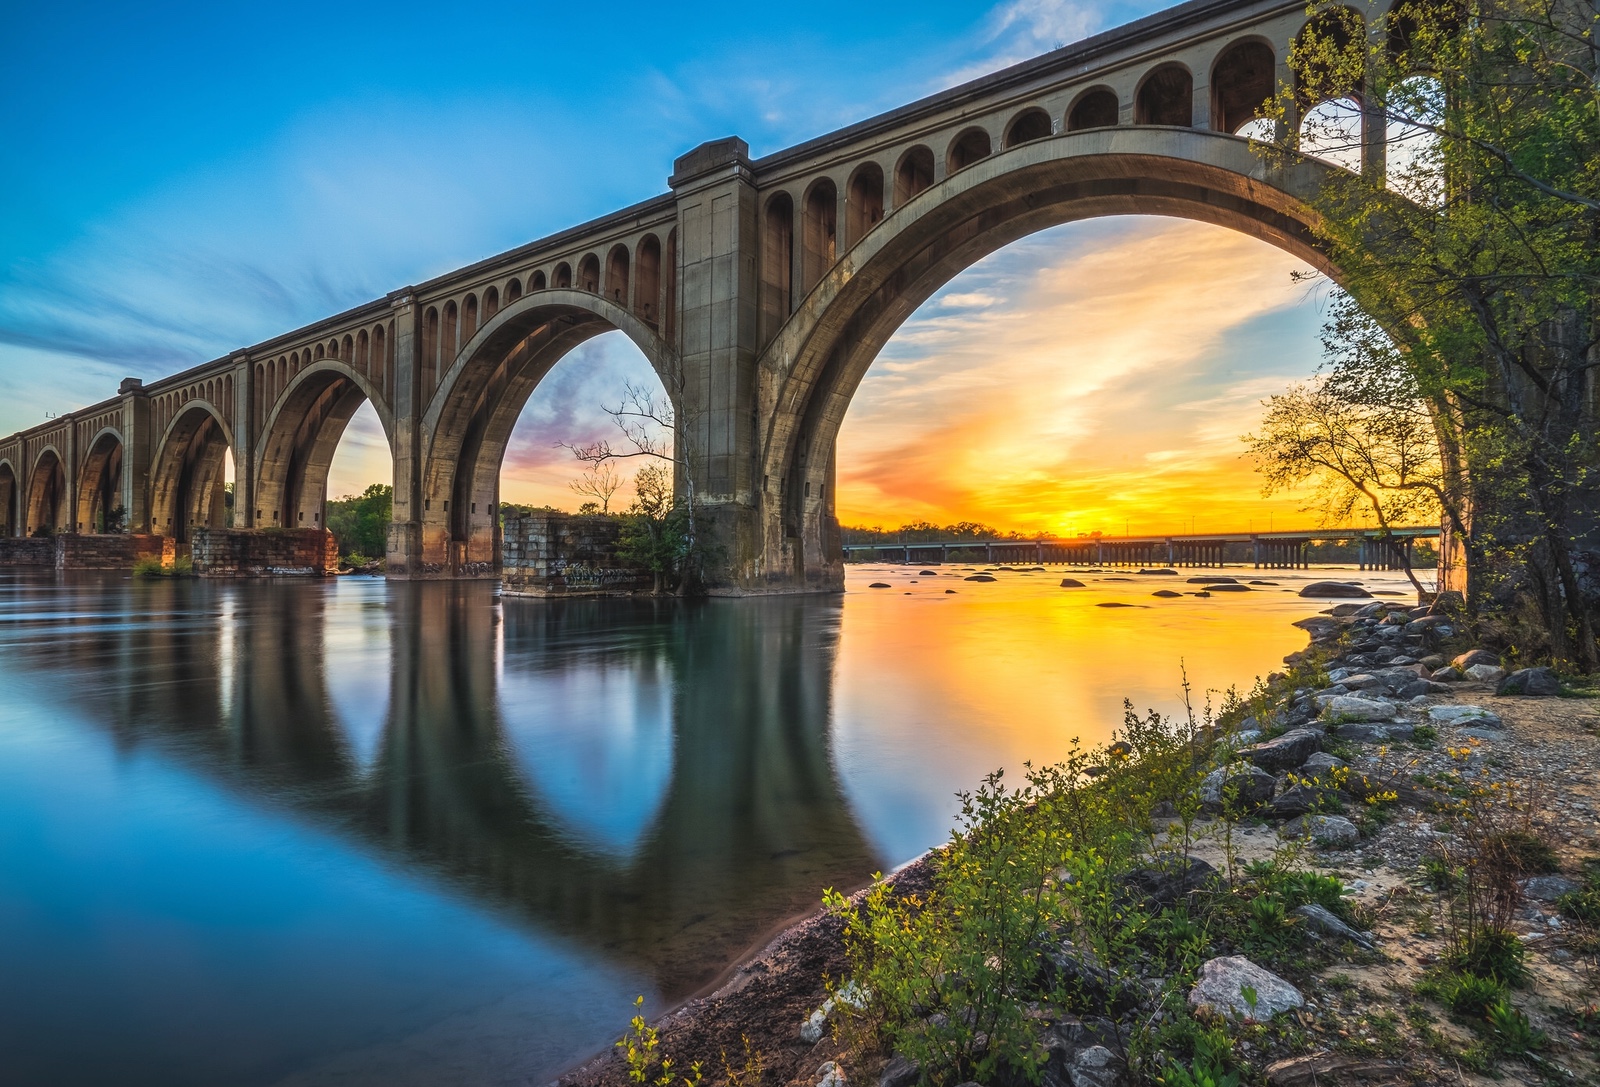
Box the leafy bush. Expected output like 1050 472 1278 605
1424 972 1506 1018
1484 1000 1545 1055
1447 928 1528 987
325 484 391 561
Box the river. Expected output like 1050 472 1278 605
0 562 1426 1086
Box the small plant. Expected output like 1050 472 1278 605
1424 972 1506 1018
1447 928 1528 987
1484 1000 1545 1055
616 997 702 1087
1159 1028 1240 1087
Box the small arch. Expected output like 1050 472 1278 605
1067 87 1120 131
801 178 837 292
552 263 572 290
845 162 884 248
533 269 550 291
342 334 354 362
577 254 600 293
662 229 677 343
945 127 992 174
371 323 387 394
634 235 661 327
0 460 17 537
463 294 479 342
356 329 370 372
314 342 326 361
76 428 124 533
290 350 300 373
443 300 459 360
762 192 795 341
605 244 631 306
328 339 340 359
423 306 440 392
484 285 500 318
25 447 67 536
1004 108 1053 148
893 146 935 209
505 278 522 303
1211 39 1276 134
255 363 267 429
1136 63 1193 126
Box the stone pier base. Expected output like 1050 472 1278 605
501 512 652 596
192 528 338 577
55 534 173 571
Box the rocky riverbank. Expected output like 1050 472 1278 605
557 598 1600 1087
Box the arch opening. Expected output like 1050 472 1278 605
634 235 662 327
77 431 124 533
26 449 67 537
893 146 935 208
578 254 600 293
0 462 16 537
946 127 992 174
762 193 795 345
150 404 232 543
802 179 838 293
606 244 631 307
1136 64 1193 126
1004 108 1053 148
1067 87 1120 131
846 164 885 249
1211 40 1276 134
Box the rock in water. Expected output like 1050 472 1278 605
1298 581 1373 599
867 582 891 588
1293 903 1375 948
1239 728 1323 771
1059 578 1085 588
1188 956 1304 1019
1281 814 1360 848
1499 666 1561 696
1152 589 1182 598
963 574 996 582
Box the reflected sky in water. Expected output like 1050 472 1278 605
0 564 1422 1086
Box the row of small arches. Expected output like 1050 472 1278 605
152 377 234 439
417 230 678 396
255 322 395 433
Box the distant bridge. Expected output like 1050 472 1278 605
841 526 1442 570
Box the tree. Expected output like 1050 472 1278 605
1245 371 1445 595
325 484 392 562
615 463 688 593
569 461 622 514
1259 0 1600 667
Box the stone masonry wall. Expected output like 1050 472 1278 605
0 538 56 566
192 528 338 577
501 512 652 596
55 534 174 571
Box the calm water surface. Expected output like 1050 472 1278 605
0 563 1423 1086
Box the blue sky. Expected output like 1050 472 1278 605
1 0 1337 531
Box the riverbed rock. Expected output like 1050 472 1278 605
1268 782 1339 820
1330 722 1403 743
877 1057 919 1087
1188 576 1238 584
1239 729 1323 771
1066 1046 1122 1087
1452 649 1500 670
1317 695 1397 722
1464 663 1507 684
1139 568 1179 575
1198 764 1277 812
1427 704 1503 728
1299 582 1373 599
918 570 938 576
963 574 996 583
1498 666 1561 696
1431 666 1464 682
1293 903 1375 948
1152 590 1182 598
1124 855 1220 908
1059 578 1086 588
868 582 892 588
1300 751 1349 779
1522 875 1583 902
1282 814 1361 848
1188 956 1304 1019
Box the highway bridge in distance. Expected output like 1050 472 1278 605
840 526 1443 570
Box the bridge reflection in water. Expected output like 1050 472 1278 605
7 576 881 1001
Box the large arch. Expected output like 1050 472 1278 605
75 427 124 533
0 460 16 537
150 401 234 542
418 288 678 574
254 361 396 530
25 447 67 536
755 127 1374 589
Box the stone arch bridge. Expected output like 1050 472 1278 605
0 0 1417 592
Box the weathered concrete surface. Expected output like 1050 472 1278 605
192 528 338 577
501 512 652 596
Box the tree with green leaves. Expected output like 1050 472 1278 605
1259 0 1599 667
325 483 392 562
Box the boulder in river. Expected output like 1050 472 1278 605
1208 583 1253 592
919 570 938 576
963 574 997 582
1152 590 1182 598
1298 581 1373 599
1138 568 1178 575
868 582 892 588
1059 578 1086 588
1188 576 1238 584
1096 602 1144 608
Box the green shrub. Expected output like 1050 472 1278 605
1425 972 1506 1018
1484 1000 1545 1055
1447 928 1528 986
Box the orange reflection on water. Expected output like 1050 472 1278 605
829 562 1430 861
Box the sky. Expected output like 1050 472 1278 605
2 0 1343 535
